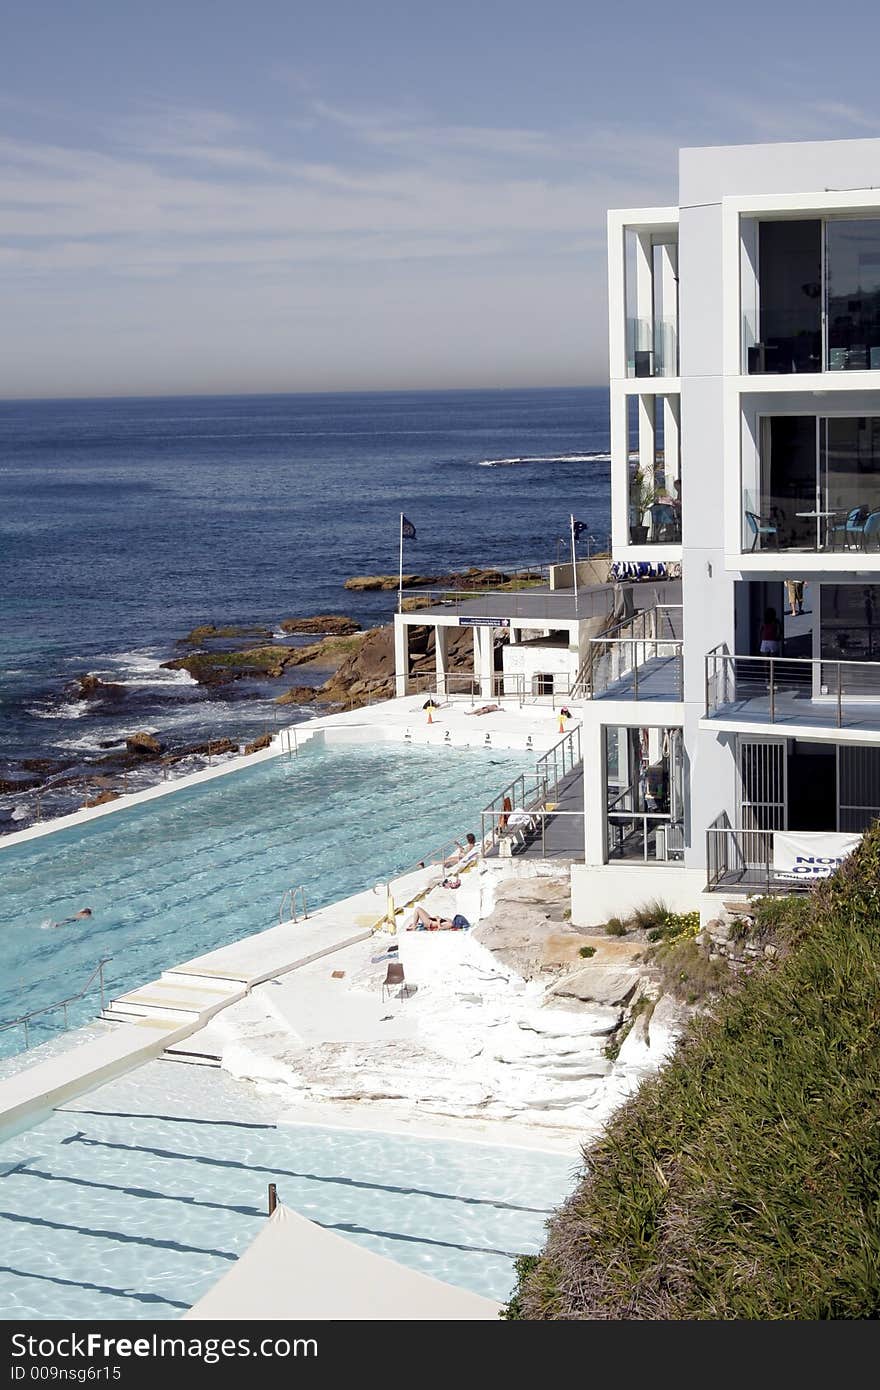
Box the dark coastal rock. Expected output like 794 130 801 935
345 574 437 591
279 615 361 635
162 645 298 685
126 732 163 757
316 621 474 709
274 685 320 706
77 674 126 701
243 733 273 755
179 623 274 646
344 567 520 593
0 775 41 795
21 757 77 774
161 738 239 765
82 789 121 809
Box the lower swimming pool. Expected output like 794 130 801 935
0 1061 574 1318
0 742 534 1056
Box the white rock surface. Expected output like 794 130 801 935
211 893 689 1139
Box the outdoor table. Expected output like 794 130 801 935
795 509 844 550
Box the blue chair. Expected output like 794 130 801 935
862 510 880 551
744 510 779 552
831 507 869 551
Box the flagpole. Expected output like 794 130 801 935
398 512 404 614
570 514 579 614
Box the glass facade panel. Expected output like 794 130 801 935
750 220 821 374
749 417 880 553
820 584 880 662
826 219 880 370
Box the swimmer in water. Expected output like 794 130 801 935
50 908 92 929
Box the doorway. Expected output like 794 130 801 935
787 742 836 832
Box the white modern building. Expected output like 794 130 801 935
572 135 880 924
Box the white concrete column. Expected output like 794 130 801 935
610 385 629 552
583 720 606 867
606 213 627 379
635 230 654 363
435 623 449 697
477 627 494 699
638 394 657 527
663 394 680 493
393 616 408 698
659 241 679 372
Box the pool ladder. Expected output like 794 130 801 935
279 884 309 924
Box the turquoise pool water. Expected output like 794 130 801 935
0 1062 575 1318
0 742 533 1056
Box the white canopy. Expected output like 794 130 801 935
184 1203 501 1321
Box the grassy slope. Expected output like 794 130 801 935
509 830 880 1320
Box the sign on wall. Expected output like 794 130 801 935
772 830 862 881
458 616 511 628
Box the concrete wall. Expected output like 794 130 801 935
549 558 610 590
502 639 577 695
571 863 706 927
680 137 880 205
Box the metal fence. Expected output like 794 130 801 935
480 726 582 856
705 648 880 729
586 604 684 699
0 956 113 1050
605 783 685 863
705 817 810 894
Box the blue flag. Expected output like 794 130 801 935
401 515 416 540
572 519 589 539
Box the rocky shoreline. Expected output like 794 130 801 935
1 566 538 830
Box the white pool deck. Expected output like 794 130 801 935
0 692 573 1139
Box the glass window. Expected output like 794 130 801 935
753 220 821 373
826 219 880 370
820 584 880 662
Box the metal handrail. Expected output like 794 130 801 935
0 956 113 1050
279 885 309 924
705 649 880 728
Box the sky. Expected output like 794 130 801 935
2 0 880 399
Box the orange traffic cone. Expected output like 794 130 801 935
427 706 433 724
558 713 565 733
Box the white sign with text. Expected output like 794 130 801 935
772 830 861 881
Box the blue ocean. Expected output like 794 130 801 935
0 386 610 825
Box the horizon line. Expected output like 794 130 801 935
0 380 609 407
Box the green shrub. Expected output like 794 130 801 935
604 916 627 936
630 899 671 932
500 1255 540 1319
650 936 729 1003
578 945 596 959
507 825 880 1320
645 909 701 944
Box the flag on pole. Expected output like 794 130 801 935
401 515 417 540
571 519 589 540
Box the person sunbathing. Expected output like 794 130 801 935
406 905 455 931
465 703 500 715
442 832 478 867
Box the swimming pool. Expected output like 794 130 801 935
0 742 534 1056
0 1061 574 1318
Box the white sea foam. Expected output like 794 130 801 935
28 700 90 721
477 452 611 467
96 649 196 687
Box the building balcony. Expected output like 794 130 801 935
586 606 683 701
742 414 880 556
706 816 811 895
626 316 678 378
741 215 880 377
704 647 880 735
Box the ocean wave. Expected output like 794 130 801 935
476 452 612 467
28 700 90 721
97 649 196 686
